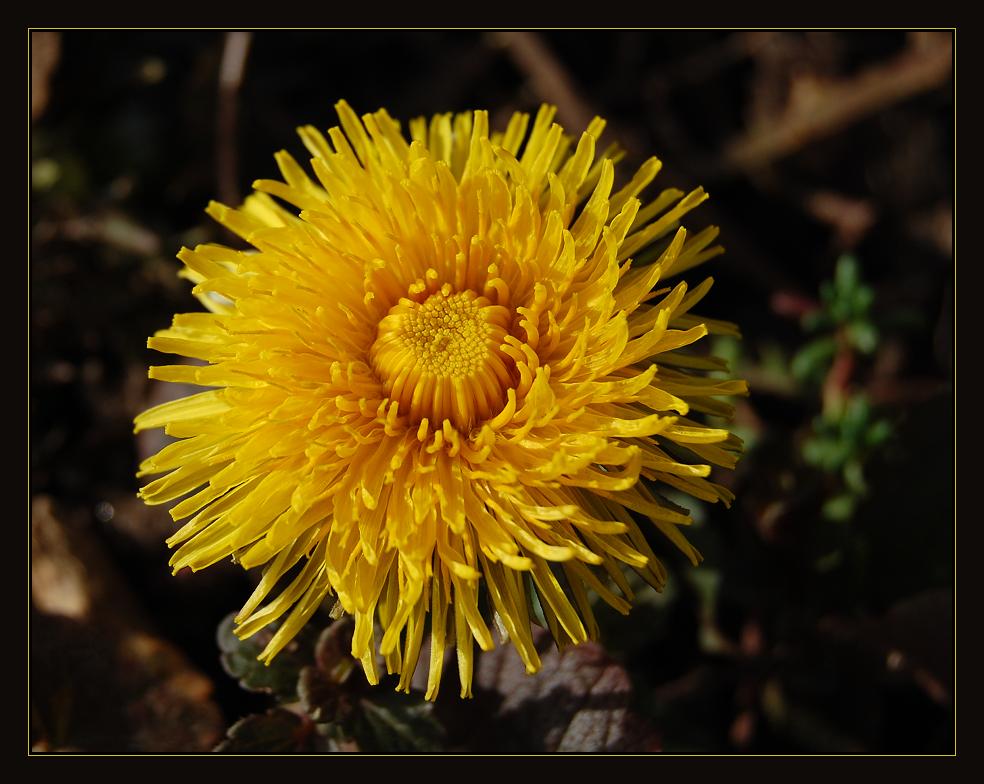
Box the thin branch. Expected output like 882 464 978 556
724 32 953 171
31 32 62 121
492 30 809 298
490 32 598 135
216 31 252 207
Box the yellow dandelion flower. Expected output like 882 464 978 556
136 101 747 699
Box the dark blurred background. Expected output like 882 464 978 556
30 30 954 753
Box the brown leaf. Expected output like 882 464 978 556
818 589 953 705
436 629 660 752
31 496 224 752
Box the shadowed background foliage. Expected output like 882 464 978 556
31 30 953 753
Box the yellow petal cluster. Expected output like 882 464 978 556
135 101 746 699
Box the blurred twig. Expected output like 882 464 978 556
724 32 953 171
493 30 808 298
866 377 947 407
490 32 599 137
650 33 762 92
804 191 878 250
908 203 953 257
33 210 161 257
217 32 252 207
31 32 61 121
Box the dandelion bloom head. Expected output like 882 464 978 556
136 102 746 699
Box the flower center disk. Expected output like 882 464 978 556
370 286 514 430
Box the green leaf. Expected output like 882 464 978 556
819 280 836 307
834 255 860 296
847 320 878 354
851 285 874 316
822 493 857 522
214 709 311 753
843 458 867 494
802 433 852 473
814 550 845 573
841 396 871 439
792 337 837 382
802 435 831 469
802 309 833 333
353 694 445 753
865 419 893 447
216 612 312 700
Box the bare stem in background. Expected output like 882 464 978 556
31 32 62 122
493 30 808 297
217 32 252 207
490 32 598 137
725 32 953 171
